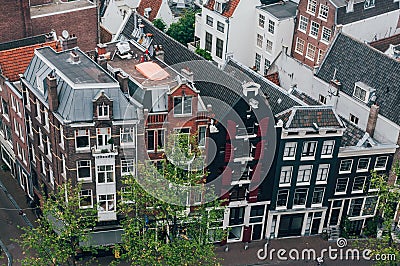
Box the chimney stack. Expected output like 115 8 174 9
46 73 58 111
181 68 194 82
366 104 379 137
117 72 129 94
98 55 108 70
97 43 107 56
155 45 164 61
69 50 80 63
61 33 78 50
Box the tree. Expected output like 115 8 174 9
354 162 400 265
195 47 212 61
166 10 196 45
115 133 224 265
15 182 97 266
153 18 167 32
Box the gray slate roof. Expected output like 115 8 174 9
340 116 366 147
23 47 138 122
316 33 400 126
0 33 48 51
257 1 298 20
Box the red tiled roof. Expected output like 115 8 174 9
0 41 60 82
266 72 280 86
205 0 241 18
137 0 163 21
369 33 400 52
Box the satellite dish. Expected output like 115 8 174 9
62 30 69 39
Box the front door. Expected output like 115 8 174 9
278 214 304 237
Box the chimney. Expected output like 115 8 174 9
46 73 58 111
366 104 379 137
155 45 164 61
69 50 80 63
45 31 56 42
117 72 129 94
97 43 107 56
98 55 108 70
181 68 194 82
61 34 78 50
330 79 342 90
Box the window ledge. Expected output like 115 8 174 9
321 154 333 159
279 183 291 187
356 169 368 173
306 11 316 16
338 171 351 174
316 181 327 185
283 157 296 161
317 16 327 22
296 181 311 186
300 156 315 161
120 143 136 148
76 148 91 153
334 192 347 195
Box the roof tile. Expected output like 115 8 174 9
205 0 241 18
137 0 163 21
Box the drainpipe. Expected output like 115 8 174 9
224 17 230 63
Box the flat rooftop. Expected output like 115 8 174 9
37 47 117 85
30 0 95 17
106 41 179 89
258 1 298 20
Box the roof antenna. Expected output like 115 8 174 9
332 68 337 81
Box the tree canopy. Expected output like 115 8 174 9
166 10 196 45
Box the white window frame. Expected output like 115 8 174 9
311 187 325 205
77 160 92 182
374 156 388 170
301 141 317 159
276 189 289 208
266 39 273 54
173 96 192 116
198 126 207 148
120 127 135 147
259 14 265 28
268 20 275 34
349 113 359 125
79 189 93 209
98 103 109 119
352 176 366 193
97 164 115 184
298 15 308 33
318 4 329 20
75 129 90 151
307 0 317 15
357 158 371 172
283 142 297 160
97 127 111 149
257 34 263 48
121 159 135 176
293 188 308 207
317 49 325 65
321 140 334 157
321 27 331 43
316 164 330 183
309 21 320 39
306 43 316 61
339 159 353 173
297 165 313 184
279 166 293 186
98 194 115 212
335 177 349 195
353 85 367 101
295 38 305 55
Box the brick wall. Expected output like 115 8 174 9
100 25 113 44
31 6 98 52
30 0 52 6
0 0 32 43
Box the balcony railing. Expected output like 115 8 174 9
147 113 167 125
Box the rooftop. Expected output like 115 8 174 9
35 47 116 85
205 0 241 18
137 0 163 21
257 1 298 20
369 33 400 52
0 40 60 82
328 0 364 8
0 33 49 51
30 0 95 17
316 33 400 126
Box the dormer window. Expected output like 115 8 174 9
214 1 222 13
98 103 109 119
353 85 367 101
353 82 375 103
364 0 375 9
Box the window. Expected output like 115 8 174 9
121 159 135 176
302 141 317 157
216 38 224 59
280 166 293 185
2 99 9 117
306 43 316 61
250 205 265 223
321 27 331 43
352 176 366 192
357 158 370 172
375 156 388 170
321 140 334 156
353 85 367 101
98 194 115 212
174 96 192 115
349 113 359 125
39 128 44 149
312 187 324 204
97 165 115 183
97 128 111 148
206 15 213 26
318 4 329 20
283 142 297 158
257 34 263 48
276 189 289 207
364 0 375 9
80 189 93 209
24 90 30 110
348 198 363 217
259 14 265 28
335 178 348 193
264 59 271 75
266 39 273 54
339 159 353 172
121 187 135 204
363 197 377 215
293 188 308 206
217 21 224 32
297 165 313 183
77 160 91 181
147 130 155 151
310 21 320 38
268 20 275 34
75 129 90 150
307 0 317 14
198 126 207 147
316 164 330 182
317 49 325 64
44 109 49 129
214 1 222 12
298 15 308 32
157 129 165 150
60 125 64 148
98 103 109 118
255 53 261 71
295 38 305 54
120 127 135 145
205 32 212 52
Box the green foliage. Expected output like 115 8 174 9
153 18 167 32
363 217 378 237
166 10 196 45
195 47 212 60
15 182 97 266
116 132 223 265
